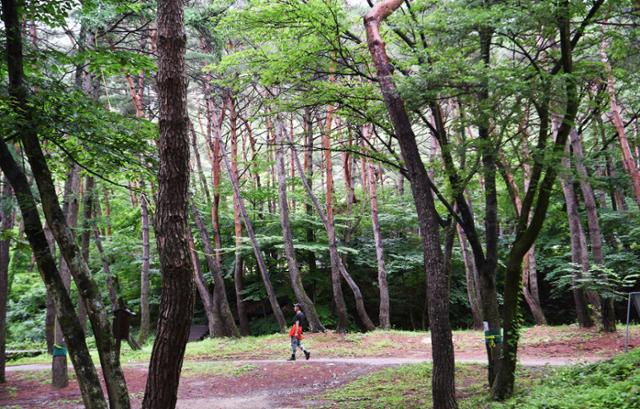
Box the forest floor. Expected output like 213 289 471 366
1 325 639 408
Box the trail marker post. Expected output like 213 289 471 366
625 292 640 353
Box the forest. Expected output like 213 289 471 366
0 0 639 408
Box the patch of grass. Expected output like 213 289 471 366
494 348 640 409
181 362 259 378
13 368 77 384
320 363 550 408
321 363 494 408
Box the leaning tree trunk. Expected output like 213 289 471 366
219 140 287 332
191 204 239 337
141 0 195 406
289 131 375 332
187 228 219 338
0 176 14 383
0 145 107 408
365 2 458 407
1 0 130 406
274 119 325 332
600 31 640 208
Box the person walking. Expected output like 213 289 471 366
288 303 311 361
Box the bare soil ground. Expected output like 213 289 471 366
1 326 638 408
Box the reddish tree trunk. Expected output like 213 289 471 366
365 2 458 406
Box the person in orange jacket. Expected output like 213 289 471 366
288 303 311 361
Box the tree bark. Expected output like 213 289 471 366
274 119 325 333
559 141 594 327
322 104 353 332
191 204 239 337
0 177 15 383
53 163 81 389
600 31 640 208
141 0 195 406
187 228 219 338
78 176 94 333
457 224 483 329
1 0 130 405
570 128 616 331
229 96 249 336
365 3 458 407
218 139 287 332
363 124 390 329
138 186 151 344
0 145 107 408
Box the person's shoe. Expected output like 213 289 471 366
287 354 296 361
304 351 311 360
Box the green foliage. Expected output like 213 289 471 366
495 349 640 409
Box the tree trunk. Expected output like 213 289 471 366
138 185 151 344
365 3 458 407
187 228 219 338
53 164 81 389
457 224 483 329
229 96 249 336
0 177 14 383
570 128 616 331
78 176 95 333
218 139 287 332
322 104 353 332
191 204 239 337
303 108 318 299
0 144 107 408
274 119 325 333
141 0 195 406
362 126 390 330
600 31 640 208
1 0 130 402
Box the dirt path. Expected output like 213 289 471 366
0 354 609 409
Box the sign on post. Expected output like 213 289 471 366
625 292 640 353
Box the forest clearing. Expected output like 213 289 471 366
3 326 639 408
0 0 639 408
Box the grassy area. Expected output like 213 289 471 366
321 348 640 408
320 363 544 409
494 348 640 409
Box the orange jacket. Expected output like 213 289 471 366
289 324 303 340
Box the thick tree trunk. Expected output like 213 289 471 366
0 177 14 383
365 3 457 407
0 145 107 407
191 204 239 337
274 119 325 333
141 0 195 406
218 139 287 332
138 186 151 344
